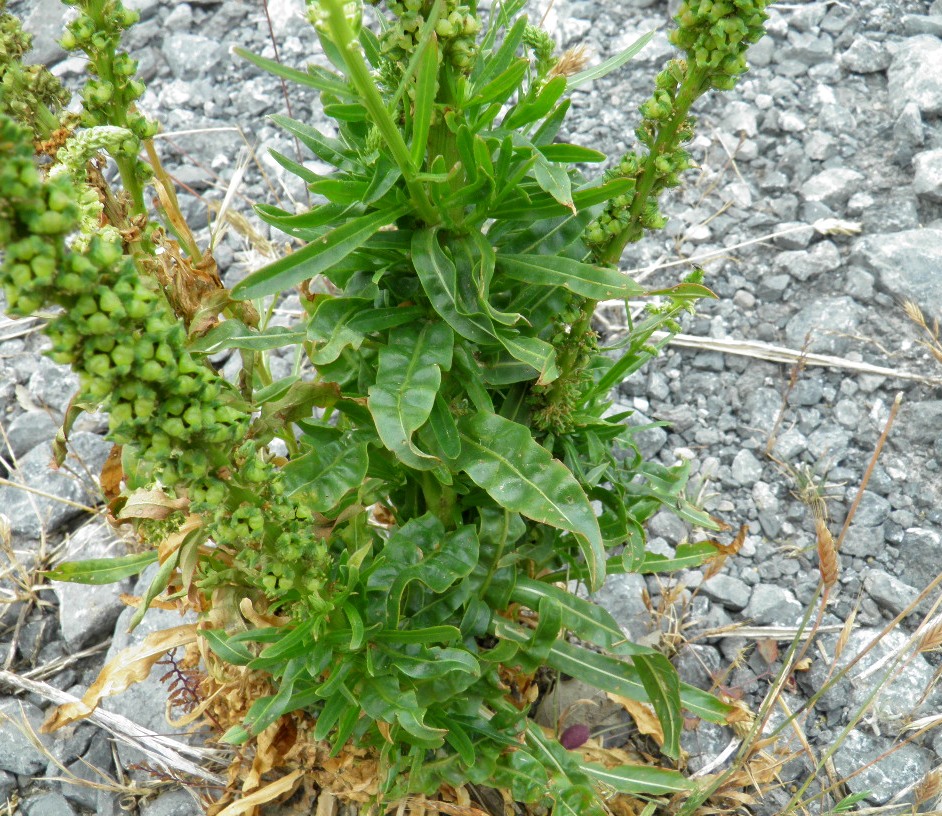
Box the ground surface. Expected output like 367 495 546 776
2 0 942 814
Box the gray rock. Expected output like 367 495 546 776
864 569 920 616
774 241 841 282
0 433 109 537
772 221 814 250
742 585 804 626
591 573 653 644
840 36 891 73
699 574 752 611
61 734 114 811
853 229 942 320
138 788 203 816
851 491 891 528
646 510 687 545
780 31 833 66
4 410 58 459
624 409 668 459
896 527 942 589
785 297 864 355
54 520 134 650
730 449 762 486
799 168 865 209
28 358 79 420
898 401 942 444
0 698 51 775
772 427 807 461
894 102 924 165
0 771 14 803
18 0 68 66
161 33 227 79
888 36 942 116
834 730 931 805
22 792 77 816
913 149 942 202
755 273 790 302
841 522 885 558
902 14 942 36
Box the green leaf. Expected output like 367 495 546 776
202 629 254 666
373 625 461 644
267 148 322 184
368 322 454 470
427 392 461 459
633 652 682 760
497 253 644 300
538 143 607 163
233 204 409 300
582 763 695 795
128 545 183 632
490 177 636 220
546 638 730 724
282 437 369 512
43 551 157 585
410 34 439 168
387 646 480 680
469 57 528 107
637 541 720 573
188 320 305 354
269 113 352 167
453 411 604 591
234 47 351 97
503 75 567 130
566 31 655 89
307 296 372 364
412 227 497 344
511 576 650 657
495 331 558 385
532 152 576 214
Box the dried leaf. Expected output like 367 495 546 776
117 488 190 522
607 693 664 745
100 444 124 513
793 657 812 672
40 624 198 732
756 639 779 665
214 769 303 816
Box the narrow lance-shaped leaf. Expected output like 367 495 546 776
232 204 409 300
453 411 604 591
497 253 644 300
368 322 454 470
43 551 157 585
566 30 655 89
410 33 440 168
632 652 682 761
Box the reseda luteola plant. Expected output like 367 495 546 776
0 0 770 810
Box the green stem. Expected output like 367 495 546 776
600 66 708 267
321 0 439 225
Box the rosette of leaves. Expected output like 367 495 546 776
213 0 770 807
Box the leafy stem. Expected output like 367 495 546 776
319 0 439 225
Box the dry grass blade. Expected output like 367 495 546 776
0 669 228 783
550 44 589 77
648 335 942 386
914 767 942 808
814 516 838 588
918 615 942 653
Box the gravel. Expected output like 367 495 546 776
2 0 942 812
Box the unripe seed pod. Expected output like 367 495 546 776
87 354 112 378
86 313 113 334
139 360 163 381
164 417 186 439
111 345 134 368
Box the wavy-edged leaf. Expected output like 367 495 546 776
412 227 496 344
428 392 461 459
282 437 369 512
188 320 304 354
495 331 558 385
387 524 479 626
633 652 682 760
233 204 409 300
453 411 604 591
373 625 461 644
368 322 454 470
582 763 694 795
490 176 636 221
498 253 644 300
307 296 371 364
43 551 157 585
387 646 480 680
567 30 655 89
